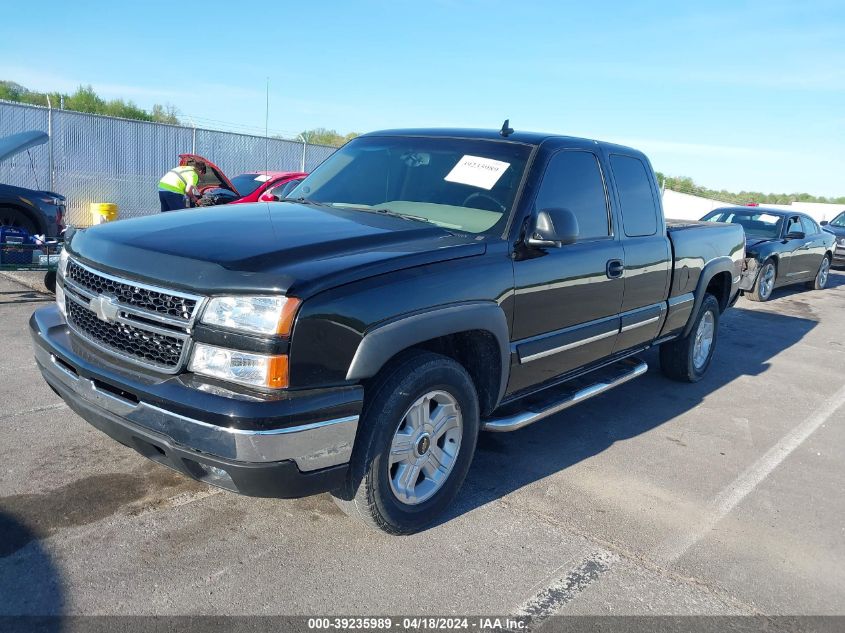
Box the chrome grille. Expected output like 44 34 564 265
66 259 198 321
61 258 203 373
66 300 185 369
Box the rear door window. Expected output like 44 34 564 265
786 216 804 236
534 151 610 241
610 155 660 237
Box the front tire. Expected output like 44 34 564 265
332 350 480 534
806 255 831 290
747 258 776 302
659 294 720 383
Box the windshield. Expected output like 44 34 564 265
829 212 845 228
230 173 273 197
286 136 533 234
702 209 783 239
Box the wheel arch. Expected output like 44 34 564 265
0 201 46 234
682 257 734 337
345 301 510 415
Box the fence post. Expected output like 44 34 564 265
301 141 307 172
46 95 55 191
192 125 197 155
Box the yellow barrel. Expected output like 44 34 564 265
90 203 118 225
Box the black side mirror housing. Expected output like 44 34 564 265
820 220 829 226
527 208 579 248
785 231 805 240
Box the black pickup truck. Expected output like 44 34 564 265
31 128 744 534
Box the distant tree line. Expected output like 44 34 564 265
297 128 359 147
657 172 845 206
0 81 180 124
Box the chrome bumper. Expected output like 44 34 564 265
34 342 358 472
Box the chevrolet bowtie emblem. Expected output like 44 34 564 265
89 295 120 323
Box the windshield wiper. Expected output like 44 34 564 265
341 205 434 225
277 197 330 207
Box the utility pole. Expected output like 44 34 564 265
46 94 55 191
264 77 270 173
298 132 308 172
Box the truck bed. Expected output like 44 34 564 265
666 219 745 300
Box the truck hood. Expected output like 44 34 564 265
68 202 486 297
0 130 48 163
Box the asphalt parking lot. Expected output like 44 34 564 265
1 272 843 618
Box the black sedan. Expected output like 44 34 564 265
701 206 835 302
821 211 845 268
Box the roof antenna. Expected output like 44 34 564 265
500 119 514 137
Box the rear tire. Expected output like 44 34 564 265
660 294 720 383
806 255 831 290
331 350 479 534
746 258 776 302
0 206 37 234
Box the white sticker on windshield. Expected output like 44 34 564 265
444 155 510 190
758 213 780 223
254 174 272 182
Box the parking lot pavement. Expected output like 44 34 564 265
1 273 843 617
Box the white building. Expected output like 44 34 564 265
661 189 845 224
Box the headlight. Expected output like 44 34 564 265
58 247 69 277
188 343 288 389
201 296 300 336
837 237 845 246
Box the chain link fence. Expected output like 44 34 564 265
0 101 336 226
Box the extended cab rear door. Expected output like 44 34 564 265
508 147 624 395
606 153 672 354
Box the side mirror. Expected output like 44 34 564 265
259 192 279 202
527 208 579 248
785 231 805 240
820 220 829 226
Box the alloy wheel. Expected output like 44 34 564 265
759 264 775 299
818 258 830 288
388 390 463 505
693 310 715 371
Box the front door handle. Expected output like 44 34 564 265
606 259 624 279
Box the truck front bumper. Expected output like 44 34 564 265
30 305 362 498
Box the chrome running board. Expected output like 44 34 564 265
482 358 648 432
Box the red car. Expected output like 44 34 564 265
178 154 307 205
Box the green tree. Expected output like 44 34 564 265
659 172 844 205
0 80 179 124
151 103 180 125
299 127 358 147
64 85 106 114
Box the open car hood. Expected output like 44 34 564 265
0 130 48 163
178 153 238 194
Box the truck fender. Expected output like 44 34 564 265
682 256 735 338
345 301 511 406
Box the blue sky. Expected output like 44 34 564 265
2 0 843 195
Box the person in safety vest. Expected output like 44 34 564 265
158 161 207 211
